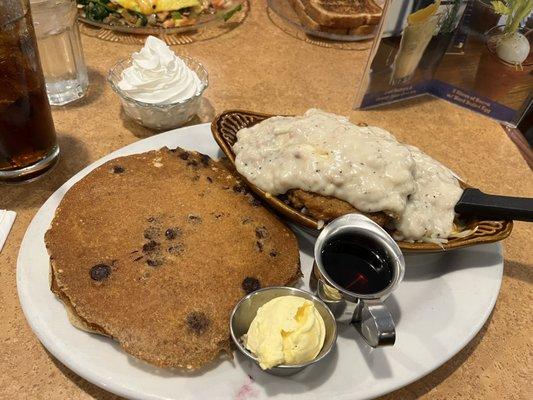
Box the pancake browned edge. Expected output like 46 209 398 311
46 147 302 371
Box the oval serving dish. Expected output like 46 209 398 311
211 110 513 252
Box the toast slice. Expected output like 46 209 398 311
300 0 382 29
290 0 375 35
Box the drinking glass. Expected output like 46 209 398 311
30 0 89 105
0 0 59 183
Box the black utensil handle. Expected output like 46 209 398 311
455 188 533 222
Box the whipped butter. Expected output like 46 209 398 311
233 109 463 242
118 36 202 104
244 296 326 370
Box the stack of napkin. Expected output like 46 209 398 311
0 210 16 253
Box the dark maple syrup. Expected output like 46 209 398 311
320 232 394 295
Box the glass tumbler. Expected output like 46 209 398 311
30 0 88 105
0 0 59 183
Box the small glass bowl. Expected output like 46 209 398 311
108 56 209 130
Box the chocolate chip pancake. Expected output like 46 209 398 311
46 147 301 371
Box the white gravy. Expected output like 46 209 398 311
233 109 463 242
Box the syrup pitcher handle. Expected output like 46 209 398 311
352 299 396 347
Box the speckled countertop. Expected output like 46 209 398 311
1 1 532 399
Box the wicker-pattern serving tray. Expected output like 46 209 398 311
211 110 513 252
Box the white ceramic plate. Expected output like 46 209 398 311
17 123 503 400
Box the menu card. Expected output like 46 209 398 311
355 0 533 127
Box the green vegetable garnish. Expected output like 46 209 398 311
171 10 183 19
82 0 119 21
85 1 110 21
491 0 533 34
133 11 148 26
219 3 243 22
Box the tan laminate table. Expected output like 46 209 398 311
1 2 532 399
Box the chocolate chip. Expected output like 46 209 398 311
144 227 159 240
187 214 202 224
112 165 125 174
146 259 163 267
143 240 160 253
168 243 185 255
242 277 261 294
165 227 181 240
186 312 210 335
147 216 156 223
206 176 213 183
278 193 289 202
233 184 247 194
255 241 263 252
255 226 268 239
200 154 210 166
90 264 111 281
269 250 278 258
179 152 190 160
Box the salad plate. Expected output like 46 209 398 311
78 0 248 35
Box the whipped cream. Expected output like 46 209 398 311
118 36 202 104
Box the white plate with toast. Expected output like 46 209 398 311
18 123 503 400
268 0 384 42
